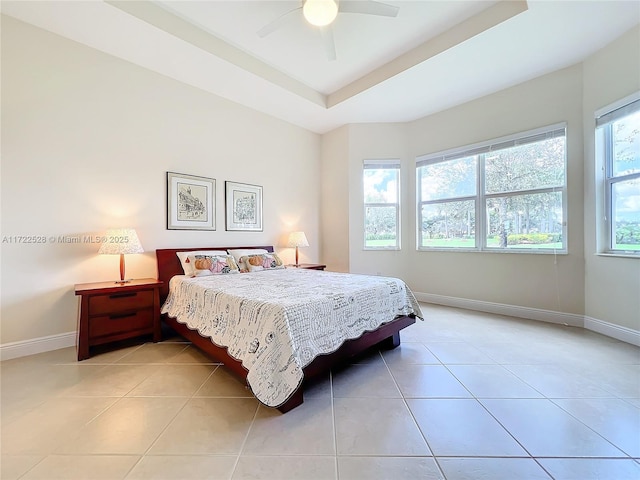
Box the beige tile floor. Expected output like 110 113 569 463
1 304 639 479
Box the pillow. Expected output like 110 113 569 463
227 248 269 271
188 254 240 277
176 250 227 276
238 252 284 273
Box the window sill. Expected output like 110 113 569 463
596 252 640 259
417 248 568 255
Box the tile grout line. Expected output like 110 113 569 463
231 393 263 478
493 363 635 458
3 307 639 479
123 345 219 477
330 369 339 480
380 344 448 480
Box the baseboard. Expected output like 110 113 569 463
415 292 640 345
1 301 637 361
584 316 640 346
415 292 584 328
0 331 76 361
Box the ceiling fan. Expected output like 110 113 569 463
257 0 400 61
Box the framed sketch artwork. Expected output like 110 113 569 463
225 181 263 231
167 172 216 230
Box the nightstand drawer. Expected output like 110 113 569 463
89 290 154 315
89 308 154 339
75 278 163 360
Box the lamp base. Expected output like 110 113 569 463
115 254 131 284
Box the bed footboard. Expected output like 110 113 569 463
277 315 414 412
162 313 415 413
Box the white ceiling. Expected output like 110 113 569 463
2 1 639 134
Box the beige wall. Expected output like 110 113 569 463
2 15 638 351
582 26 640 331
332 65 585 315
324 26 639 333
319 125 350 273
404 64 585 315
1 16 320 345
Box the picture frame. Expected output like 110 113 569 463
225 181 263 231
167 172 216 230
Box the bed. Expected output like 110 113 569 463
156 246 422 413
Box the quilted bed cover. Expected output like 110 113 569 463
161 268 423 407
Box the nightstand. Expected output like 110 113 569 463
75 278 163 361
287 263 326 271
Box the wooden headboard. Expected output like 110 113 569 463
155 246 274 302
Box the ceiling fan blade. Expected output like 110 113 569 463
320 26 337 61
257 6 302 38
338 0 399 17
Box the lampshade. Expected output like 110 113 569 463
287 231 309 248
98 228 144 283
303 0 338 27
98 228 144 255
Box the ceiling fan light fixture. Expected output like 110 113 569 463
303 0 339 27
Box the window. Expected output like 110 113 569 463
363 159 400 249
417 125 567 252
596 95 640 255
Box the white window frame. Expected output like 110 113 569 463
416 124 568 253
363 159 401 250
595 92 640 257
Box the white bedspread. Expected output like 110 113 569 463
161 268 423 407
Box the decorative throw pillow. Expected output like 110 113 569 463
176 250 227 276
227 248 269 272
187 254 240 277
238 252 284 272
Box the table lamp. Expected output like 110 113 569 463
98 228 144 283
287 231 309 267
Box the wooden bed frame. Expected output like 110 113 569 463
156 246 416 413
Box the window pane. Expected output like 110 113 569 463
365 206 397 248
485 136 565 194
419 156 476 201
420 200 475 248
612 110 640 177
612 178 640 251
486 192 563 249
364 168 398 203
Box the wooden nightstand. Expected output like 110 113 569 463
287 263 326 271
75 278 163 361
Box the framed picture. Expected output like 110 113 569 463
167 172 216 230
225 181 263 231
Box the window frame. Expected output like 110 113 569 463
416 123 568 253
596 93 640 257
363 159 401 251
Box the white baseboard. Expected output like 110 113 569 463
415 292 640 346
0 331 76 361
585 316 640 347
1 299 638 361
415 292 584 328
